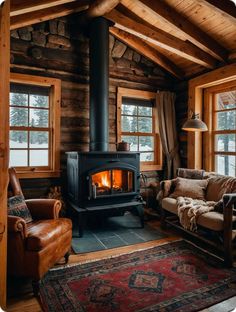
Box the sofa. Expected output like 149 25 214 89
158 168 236 266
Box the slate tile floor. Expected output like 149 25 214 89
72 211 166 253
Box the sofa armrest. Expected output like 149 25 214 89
223 193 236 209
156 179 176 205
25 199 62 220
8 215 27 238
223 193 236 232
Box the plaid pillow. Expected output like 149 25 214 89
8 195 33 223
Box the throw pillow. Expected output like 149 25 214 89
170 177 209 200
8 195 33 223
176 168 205 180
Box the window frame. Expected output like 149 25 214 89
204 80 236 174
10 73 61 178
117 87 162 171
187 63 236 170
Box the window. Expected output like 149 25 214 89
117 87 162 171
10 73 61 178
204 81 236 177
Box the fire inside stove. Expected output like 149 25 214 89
91 169 134 197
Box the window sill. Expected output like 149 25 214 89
14 170 61 179
140 164 162 171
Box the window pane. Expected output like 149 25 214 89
30 95 49 108
121 135 138 151
216 91 236 110
140 152 154 162
138 117 152 133
29 108 49 127
10 93 28 106
121 104 137 115
10 150 27 166
121 116 137 132
10 107 28 126
216 111 236 130
139 136 154 151
30 131 49 148
138 106 152 116
215 134 235 152
10 131 28 148
215 155 236 177
30 150 48 166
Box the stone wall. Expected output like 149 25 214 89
10 15 177 201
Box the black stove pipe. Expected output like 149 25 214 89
89 17 109 152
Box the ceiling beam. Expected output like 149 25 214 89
10 1 89 30
121 0 227 61
86 0 121 18
11 0 79 17
199 0 236 21
106 10 216 68
110 27 184 79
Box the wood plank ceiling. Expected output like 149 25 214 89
10 0 236 80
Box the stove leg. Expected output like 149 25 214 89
78 211 87 237
136 204 144 228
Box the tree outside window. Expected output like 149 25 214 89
10 73 61 178
117 87 162 171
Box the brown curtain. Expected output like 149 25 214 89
156 91 180 179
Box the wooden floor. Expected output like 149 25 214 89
6 217 236 312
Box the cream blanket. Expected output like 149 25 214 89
176 196 216 232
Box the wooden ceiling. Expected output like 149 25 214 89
10 0 236 80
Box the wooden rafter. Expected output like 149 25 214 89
110 27 184 79
86 0 121 19
10 1 89 30
121 0 227 61
106 9 216 68
10 0 80 17
199 0 236 21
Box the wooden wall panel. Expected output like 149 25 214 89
0 1 10 309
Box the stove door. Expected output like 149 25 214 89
88 163 137 199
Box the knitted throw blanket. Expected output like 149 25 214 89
176 196 216 232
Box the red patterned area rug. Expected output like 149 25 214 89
39 240 236 312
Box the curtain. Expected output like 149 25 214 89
156 91 180 179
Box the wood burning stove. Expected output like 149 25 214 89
66 151 144 236
66 17 144 237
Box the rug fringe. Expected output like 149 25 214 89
51 238 182 270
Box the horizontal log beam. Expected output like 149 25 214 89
110 27 184 79
106 9 216 68
10 1 89 30
122 0 227 61
11 0 78 17
86 0 121 19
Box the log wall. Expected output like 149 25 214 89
174 81 188 168
10 15 177 203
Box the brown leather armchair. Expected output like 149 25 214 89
7 168 72 295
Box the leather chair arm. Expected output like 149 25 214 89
26 199 62 219
8 215 27 238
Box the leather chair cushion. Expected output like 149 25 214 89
26 218 72 251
